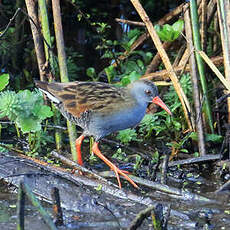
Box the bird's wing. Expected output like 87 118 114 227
38 81 134 118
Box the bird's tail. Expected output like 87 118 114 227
34 80 60 104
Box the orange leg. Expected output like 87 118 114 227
92 142 138 189
75 135 85 165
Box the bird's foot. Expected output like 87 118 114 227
110 164 138 189
92 142 138 189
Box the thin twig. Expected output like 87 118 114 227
161 153 169 184
115 18 145 26
128 205 155 230
167 154 221 167
215 179 230 193
0 8 21 38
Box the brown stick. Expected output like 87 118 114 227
145 42 172 74
200 0 207 51
173 44 187 67
207 0 217 26
215 179 230 193
24 0 46 81
184 5 206 156
128 206 156 230
168 154 221 167
115 18 145 26
217 1 230 123
157 2 189 25
51 0 77 160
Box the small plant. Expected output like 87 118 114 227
86 67 98 81
95 28 153 84
0 90 53 133
116 128 140 145
112 148 127 161
155 19 184 42
0 89 53 153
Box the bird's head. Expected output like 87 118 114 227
128 80 172 115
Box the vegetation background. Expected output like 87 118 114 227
0 0 229 180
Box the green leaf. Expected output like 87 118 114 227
116 129 139 144
16 116 41 133
0 91 18 119
155 20 184 42
121 76 131 86
121 71 141 86
86 67 96 78
104 65 115 83
128 71 141 82
77 13 82 21
100 50 113 58
126 35 138 49
190 132 223 143
137 59 144 69
33 105 53 120
172 120 181 130
172 19 184 34
144 52 153 64
127 28 142 39
0 73 10 91
205 134 223 142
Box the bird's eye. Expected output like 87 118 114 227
145 89 152 95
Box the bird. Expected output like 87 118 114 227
35 79 172 189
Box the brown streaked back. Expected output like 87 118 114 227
35 81 135 118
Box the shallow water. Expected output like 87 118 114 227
0 164 229 230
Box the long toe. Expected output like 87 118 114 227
111 165 138 189
92 142 138 189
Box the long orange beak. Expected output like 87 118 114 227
152 96 172 115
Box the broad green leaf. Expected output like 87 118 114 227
137 59 144 69
0 89 53 133
121 71 141 86
0 73 10 91
205 134 223 142
155 20 184 42
172 19 184 33
128 71 141 82
121 76 131 86
16 116 41 133
33 104 53 119
144 52 153 64
126 35 138 49
127 29 141 39
0 91 17 119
